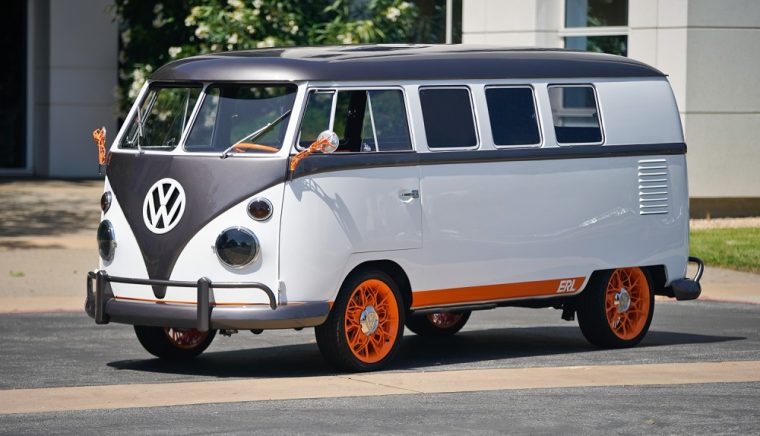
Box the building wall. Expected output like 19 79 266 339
684 0 760 199
30 0 117 178
463 0 760 215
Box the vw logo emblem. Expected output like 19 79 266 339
143 178 186 234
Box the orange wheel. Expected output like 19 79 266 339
405 310 471 337
163 328 211 350
134 326 216 360
315 270 405 371
343 279 400 364
604 268 651 340
577 267 655 348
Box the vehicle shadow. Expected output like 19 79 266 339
106 326 745 378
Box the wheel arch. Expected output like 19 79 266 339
644 264 671 297
341 260 412 311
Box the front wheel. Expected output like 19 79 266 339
315 269 405 372
405 311 471 337
577 267 654 348
134 326 216 360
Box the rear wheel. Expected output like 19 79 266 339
577 267 654 348
405 311 471 337
134 326 216 360
315 269 404 372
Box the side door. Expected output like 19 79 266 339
279 87 421 302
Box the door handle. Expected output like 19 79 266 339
399 189 419 200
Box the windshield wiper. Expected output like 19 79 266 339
220 109 292 159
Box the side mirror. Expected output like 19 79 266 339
290 130 339 172
314 130 339 154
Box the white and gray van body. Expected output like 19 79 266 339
86 45 703 369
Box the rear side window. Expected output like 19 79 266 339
298 89 412 152
548 85 602 144
419 88 477 149
485 87 540 146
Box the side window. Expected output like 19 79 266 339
419 88 477 149
298 91 334 148
298 89 412 152
333 90 375 152
548 85 602 144
369 90 412 152
485 87 541 147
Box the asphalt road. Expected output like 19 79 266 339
1 299 759 434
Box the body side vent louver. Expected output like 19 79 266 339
638 158 669 215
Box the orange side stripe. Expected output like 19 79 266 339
411 277 586 309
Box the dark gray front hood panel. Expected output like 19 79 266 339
107 153 287 298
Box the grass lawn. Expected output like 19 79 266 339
690 227 760 273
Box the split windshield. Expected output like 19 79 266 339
119 83 298 154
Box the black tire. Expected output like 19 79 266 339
577 267 655 348
405 311 471 337
315 269 405 372
134 326 216 360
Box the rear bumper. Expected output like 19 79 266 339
85 270 329 331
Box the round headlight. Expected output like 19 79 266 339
247 198 273 221
101 191 112 213
97 220 116 262
215 227 259 268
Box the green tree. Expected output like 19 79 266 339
113 0 420 115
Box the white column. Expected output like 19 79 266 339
47 0 118 178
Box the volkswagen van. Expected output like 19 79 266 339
86 45 704 371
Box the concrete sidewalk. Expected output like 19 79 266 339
1 180 758 312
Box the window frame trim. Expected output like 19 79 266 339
484 85 543 149
547 83 605 147
294 86 415 153
418 85 480 152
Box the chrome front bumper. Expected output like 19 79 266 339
85 271 329 331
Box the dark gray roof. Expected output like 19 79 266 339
150 44 665 82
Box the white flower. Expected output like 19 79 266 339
290 24 299 35
232 11 244 21
153 3 163 13
399 2 412 10
185 15 196 27
386 7 401 21
152 14 166 29
121 29 131 47
341 33 354 44
227 33 239 45
253 0 263 8
128 68 147 100
256 36 276 48
168 46 182 58
195 24 210 39
246 25 256 34
227 0 243 8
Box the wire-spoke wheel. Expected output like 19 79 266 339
577 267 654 348
315 269 404 372
405 310 471 337
134 325 216 360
